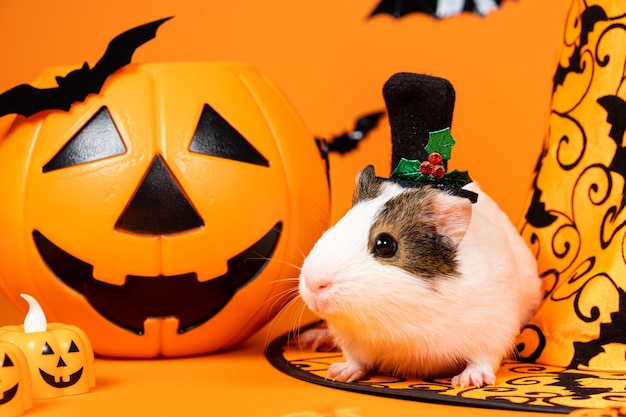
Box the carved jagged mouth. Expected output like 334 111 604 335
0 384 18 405
39 367 83 389
32 222 281 335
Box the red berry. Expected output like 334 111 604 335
428 152 443 165
420 161 433 175
431 164 446 179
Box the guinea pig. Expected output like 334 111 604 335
297 165 542 388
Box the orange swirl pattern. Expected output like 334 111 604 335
266 331 626 412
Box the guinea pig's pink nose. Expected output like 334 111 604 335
308 279 331 295
301 275 332 314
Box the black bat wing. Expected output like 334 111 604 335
352 111 385 138
598 95 626 146
569 287 626 368
369 0 506 19
89 17 172 87
369 0 439 19
0 17 171 118
553 6 607 92
325 110 385 154
0 83 70 117
525 187 558 228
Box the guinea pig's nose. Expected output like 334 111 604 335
308 279 331 296
301 275 332 313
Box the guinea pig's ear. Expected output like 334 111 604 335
352 165 381 204
432 192 472 246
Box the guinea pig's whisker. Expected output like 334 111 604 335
270 285 301 312
244 237 308 275
289 300 314 348
245 278 299 320
262 291 306 350
302 202 332 234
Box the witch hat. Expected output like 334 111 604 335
268 2 626 412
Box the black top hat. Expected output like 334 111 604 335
382 72 477 202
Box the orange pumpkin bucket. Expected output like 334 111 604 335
0 19 330 358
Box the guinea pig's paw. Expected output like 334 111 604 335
450 362 496 388
295 327 336 352
327 361 367 383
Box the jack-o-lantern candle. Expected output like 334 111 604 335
0 340 32 417
0 294 95 399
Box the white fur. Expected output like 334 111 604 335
436 0 498 18
298 181 542 387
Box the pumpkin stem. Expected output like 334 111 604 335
20 293 47 333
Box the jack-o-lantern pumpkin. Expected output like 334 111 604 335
0 340 32 417
0 59 330 357
0 294 95 399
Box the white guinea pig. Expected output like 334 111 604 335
297 165 542 388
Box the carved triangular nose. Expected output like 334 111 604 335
115 155 204 235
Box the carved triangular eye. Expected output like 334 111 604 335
115 155 204 235
68 340 80 353
189 104 269 167
2 354 14 367
42 342 54 355
43 106 127 172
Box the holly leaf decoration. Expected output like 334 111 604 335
389 128 474 199
390 158 428 181
438 169 473 188
424 127 456 160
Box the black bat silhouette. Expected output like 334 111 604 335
368 0 503 19
552 6 607 93
315 110 385 182
598 94 626 212
321 111 385 155
0 17 172 118
547 372 611 399
569 286 626 368
525 148 558 228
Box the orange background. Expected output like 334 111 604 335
0 0 567 415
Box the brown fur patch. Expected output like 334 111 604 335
352 165 384 204
369 186 459 279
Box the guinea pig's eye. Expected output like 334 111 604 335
373 233 397 258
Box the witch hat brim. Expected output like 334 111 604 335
266 322 626 414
